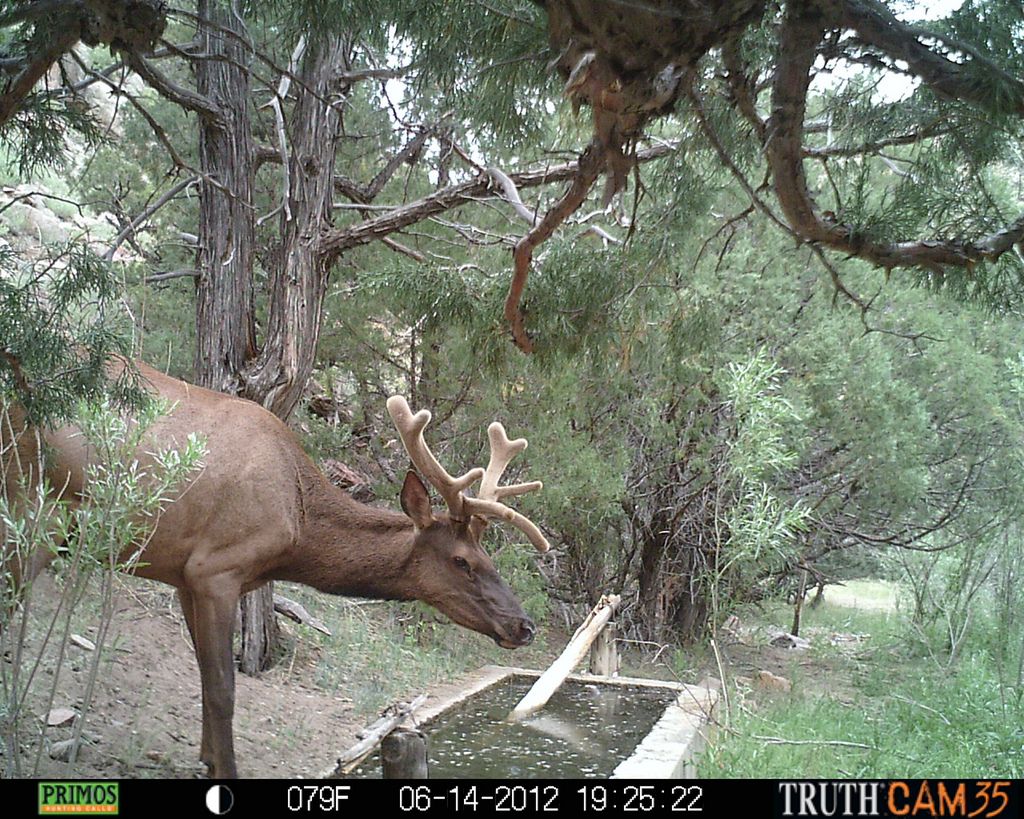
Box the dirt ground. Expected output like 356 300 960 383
6 576 369 779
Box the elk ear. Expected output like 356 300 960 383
400 470 435 529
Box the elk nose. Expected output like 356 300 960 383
517 618 536 645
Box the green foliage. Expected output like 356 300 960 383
699 597 1023 777
1 399 205 775
386 0 550 143
0 242 145 423
712 352 808 609
3 99 106 179
0 0 1019 660
63 399 206 564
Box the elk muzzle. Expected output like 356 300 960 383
496 616 536 648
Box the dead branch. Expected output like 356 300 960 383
144 269 199 283
261 36 306 225
272 594 331 635
318 141 675 266
104 175 200 260
486 166 539 225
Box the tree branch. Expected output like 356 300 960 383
332 127 431 205
319 142 674 263
506 141 607 352
69 51 190 171
767 3 1024 275
0 30 77 127
338 64 411 84
722 34 766 142
122 49 223 123
834 0 1024 116
145 268 199 283
802 120 947 158
104 175 200 260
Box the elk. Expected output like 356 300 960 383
1 360 549 778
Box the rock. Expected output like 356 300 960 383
754 670 792 693
45 707 78 727
770 632 811 650
48 738 78 761
6 203 69 244
70 634 97 651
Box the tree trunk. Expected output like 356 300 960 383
238 585 277 674
193 0 257 394
190 24 352 671
193 1 273 674
243 36 350 420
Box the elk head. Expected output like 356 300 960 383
387 396 549 649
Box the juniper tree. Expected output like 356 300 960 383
4 0 1023 651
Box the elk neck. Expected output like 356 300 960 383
274 463 419 602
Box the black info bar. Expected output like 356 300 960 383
7 778 1022 819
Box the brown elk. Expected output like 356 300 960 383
1 360 549 778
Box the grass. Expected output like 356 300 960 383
697 582 1024 778
822 578 902 612
275 582 555 715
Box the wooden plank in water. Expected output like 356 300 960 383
507 594 621 723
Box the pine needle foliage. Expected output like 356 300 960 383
0 242 144 424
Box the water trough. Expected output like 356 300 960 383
346 665 717 779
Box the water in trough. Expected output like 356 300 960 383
350 676 676 778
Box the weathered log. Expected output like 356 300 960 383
508 594 621 722
272 593 332 636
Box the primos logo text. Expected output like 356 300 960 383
778 781 1013 818
38 783 119 815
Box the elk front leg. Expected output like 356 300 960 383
187 577 240 779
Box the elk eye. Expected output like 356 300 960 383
453 556 472 574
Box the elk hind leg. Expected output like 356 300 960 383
176 587 215 768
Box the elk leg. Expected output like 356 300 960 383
188 577 240 779
176 587 214 766
177 587 197 644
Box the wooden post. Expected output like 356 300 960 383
790 569 808 637
507 594 621 723
382 728 429 779
324 693 427 777
589 620 618 676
